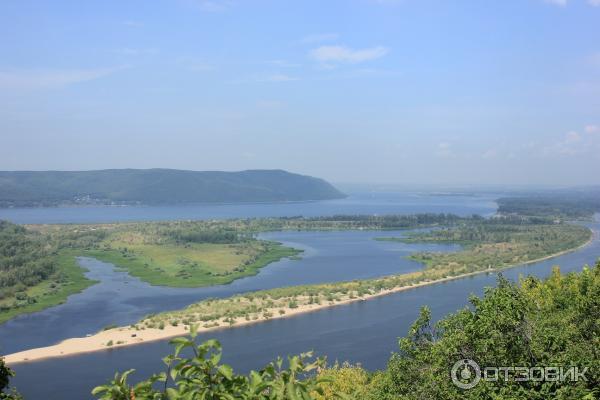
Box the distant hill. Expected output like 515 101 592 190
0 169 345 207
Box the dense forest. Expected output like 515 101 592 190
497 187 600 219
8 261 588 399
0 221 56 305
0 169 345 207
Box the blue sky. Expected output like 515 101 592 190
1 0 599 185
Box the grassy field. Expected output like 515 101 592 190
377 222 592 272
0 250 97 324
136 221 592 331
84 241 300 287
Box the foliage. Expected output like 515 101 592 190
0 221 56 299
93 326 328 400
97 263 600 399
384 220 591 275
0 357 21 399
367 261 600 399
497 188 600 219
312 363 370 400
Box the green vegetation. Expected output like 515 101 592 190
0 356 21 399
378 218 592 272
0 213 592 323
0 221 96 324
134 218 591 330
0 169 345 207
89 262 600 399
92 331 327 400
497 187 600 219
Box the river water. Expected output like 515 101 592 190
2 193 598 399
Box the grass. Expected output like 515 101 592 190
84 241 301 287
378 223 592 272
0 250 97 324
137 223 593 331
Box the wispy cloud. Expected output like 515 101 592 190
544 0 568 6
541 126 600 157
588 0 600 5
481 149 498 159
185 0 234 12
0 66 127 90
584 124 598 134
435 142 454 158
310 45 389 65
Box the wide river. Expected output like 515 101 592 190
1 193 598 399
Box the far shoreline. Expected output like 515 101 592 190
5 230 595 365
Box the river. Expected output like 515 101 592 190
3 193 598 399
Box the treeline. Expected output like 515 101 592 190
76 261 600 399
154 222 252 245
0 221 56 302
401 217 564 244
243 213 476 232
497 189 600 219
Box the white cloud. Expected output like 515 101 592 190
544 0 568 6
435 142 454 158
310 45 389 65
541 127 600 157
299 33 339 44
184 0 234 12
565 130 581 143
0 66 127 90
482 149 497 159
584 125 599 134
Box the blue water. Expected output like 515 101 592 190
10 222 599 399
3 194 597 399
0 192 498 224
0 230 460 354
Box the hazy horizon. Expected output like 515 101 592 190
1 0 599 185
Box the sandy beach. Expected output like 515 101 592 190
4 231 594 365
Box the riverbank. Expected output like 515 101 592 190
5 229 594 365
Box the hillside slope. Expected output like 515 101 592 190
0 169 345 207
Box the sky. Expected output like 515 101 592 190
0 0 599 186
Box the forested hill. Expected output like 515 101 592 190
0 169 345 207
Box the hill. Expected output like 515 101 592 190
0 169 345 207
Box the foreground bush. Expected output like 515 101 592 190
92 327 328 400
87 260 597 399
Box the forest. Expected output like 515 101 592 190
497 188 600 219
0 221 56 306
